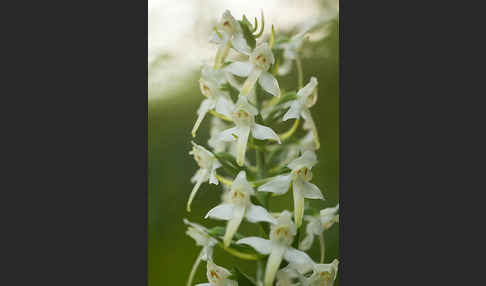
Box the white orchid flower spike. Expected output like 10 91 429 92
218 95 280 166
237 211 315 286
184 219 218 286
192 66 235 137
276 264 304 286
205 171 277 247
299 204 339 252
210 10 252 69
224 43 280 97
259 151 324 228
187 142 222 212
283 77 320 149
196 260 238 286
304 259 339 286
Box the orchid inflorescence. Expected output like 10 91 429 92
184 9 339 286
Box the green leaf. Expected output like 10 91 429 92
238 20 256 50
229 267 257 286
241 15 253 30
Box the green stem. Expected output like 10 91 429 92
209 109 233 122
296 55 304 89
278 118 300 142
217 242 260 260
187 250 204 286
319 233 325 263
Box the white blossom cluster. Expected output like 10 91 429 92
183 10 339 286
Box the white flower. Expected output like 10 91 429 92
299 204 339 251
187 142 222 212
196 260 238 286
258 151 324 228
224 43 280 97
208 117 230 153
184 219 218 260
184 219 219 286
237 211 315 286
218 95 280 166
205 171 277 247
210 10 252 69
277 131 317 168
276 264 302 286
283 77 320 149
192 66 235 137
275 33 306 76
304 259 339 286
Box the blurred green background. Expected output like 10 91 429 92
148 8 338 286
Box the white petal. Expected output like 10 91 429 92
214 42 231 69
236 237 273 255
218 127 239 142
252 124 281 143
209 165 220 185
258 174 292 195
215 96 234 118
236 95 259 116
232 33 252 55
284 248 315 273
299 231 315 251
223 205 246 247
292 180 305 228
246 204 278 224
264 244 286 286
301 181 324 200
288 150 317 170
232 170 254 193
235 126 251 166
201 245 214 261
241 68 262 96
258 71 280 97
224 61 253 77
282 100 303 121
306 216 324 235
195 283 211 286
320 204 339 217
296 77 318 98
192 99 214 137
187 169 209 212
190 169 202 184
205 203 234 221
